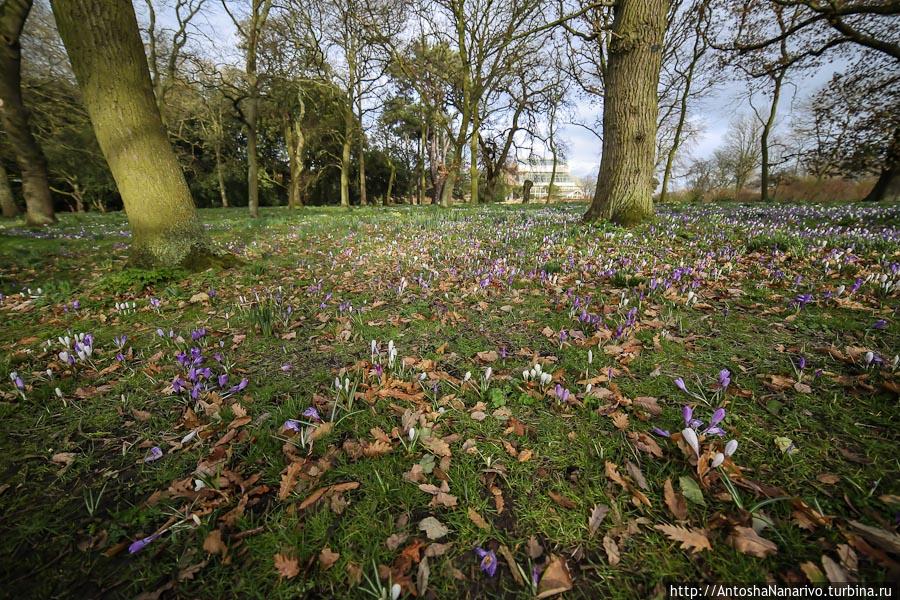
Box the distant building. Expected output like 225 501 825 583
512 157 583 201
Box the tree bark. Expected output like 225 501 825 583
522 179 533 204
358 134 367 206
0 0 56 226
340 132 351 208
584 0 668 226
386 159 396 205
51 0 211 267
0 162 18 218
759 72 784 202
864 126 899 202
214 139 229 207
469 109 480 204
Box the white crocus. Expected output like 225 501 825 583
681 427 700 457
725 439 738 457
711 453 725 468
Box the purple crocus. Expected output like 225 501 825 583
475 547 498 577
872 319 888 330
302 406 321 422
218 373 229 387
651 427 671 437
718 369 730 390
682 405 702 429
228 378 248 394
674 377 687 392
191 328 207 341
143 446 163 463
283 419 302 432
128 532 161 554
703 408 726 436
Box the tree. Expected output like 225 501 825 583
222 0 273 217
583 0 669 225
718 113 762 198
51 0 211 266
0 0 56 225
0 161 18 217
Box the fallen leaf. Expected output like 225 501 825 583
847 520 900 555
548 491 577 510
418 516 449 540
476 350 499 362
655 524 712 554
821 555 847 583
202 529 227 557
51 452 76 467
679 476 706 506
625 461 648 490
417 556 430 595
536 554 573 598
467 507 490 530
319 547 340 570
278 462 303 500
602 535 620 566
664 478 688 520
729 526 777 558
274 553 300 579
588 504 609 537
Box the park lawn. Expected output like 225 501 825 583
0 202 898 599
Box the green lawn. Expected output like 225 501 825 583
0 202 898 598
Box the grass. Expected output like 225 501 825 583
0 201 898 598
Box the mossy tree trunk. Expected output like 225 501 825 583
0 0 56 226
469 109 479 204
51 0 211 267
340 118 351 208
0 162 18 218
583 0 668 226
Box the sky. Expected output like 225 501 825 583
151 2 843 185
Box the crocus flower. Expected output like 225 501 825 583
217 373 228 387
128 532 161 554
283 419 302 432
681 428 700 457
682 405 702 429
718 369 730 390
651 427 671 437
228 378 248 393
475 547 498 577
674 377 687 392
302 407 321 422
144 447 163 463
872 319 887 330
281 363 292 372
724 439 738 457
711 453 725 468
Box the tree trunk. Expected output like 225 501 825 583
51 0 210 267
417 121 426 205
0 0 56 226
759 73 783 202
864 126 900 202
340 135 351 208
358 135 367 206
547 150 558 204
0 162 18 218
386 160 396 205
522 179 533 204
583 0 668 226
469 110 480 204
214 139 229 207
246 94 260 217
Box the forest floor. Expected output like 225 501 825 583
0 202 898 599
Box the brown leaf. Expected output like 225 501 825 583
421 436 452 457
536 554 573 598
605 461 627 488
467 507 490 530
517 449 534 462
131 409 152 422
278 462 304 500
416 556 430 595
418 516 449 540
309 421 333 442
816 473 840 485
847 520 900 554
299 481 360 510
664 478 688 520
425 542 453 558
476 350 499 363
655 524 712 554
319 547 340 570
625 461 648 490
628 431 664 458
821 555 848 583
203 529 227 557
610 411 629 430
588 504 609 537
548 490 577 510
51 452 76 467
729 526 777 558
633 396 661 416
602 535 620 566
274 553 300 579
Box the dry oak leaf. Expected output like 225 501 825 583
467 507 490 530
663 478 688 521
278 462 304 500
299 481 360 510
588 504 610 537
603 535 620 566
421 436 452 458
418 516 449 540
476 350 499 363
655 524 712 554
628 431 664 458
274 553 300 579
548 491 578 510
319 547 340 570
536 554 573 598
202 529 227 557
729 526 777 558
